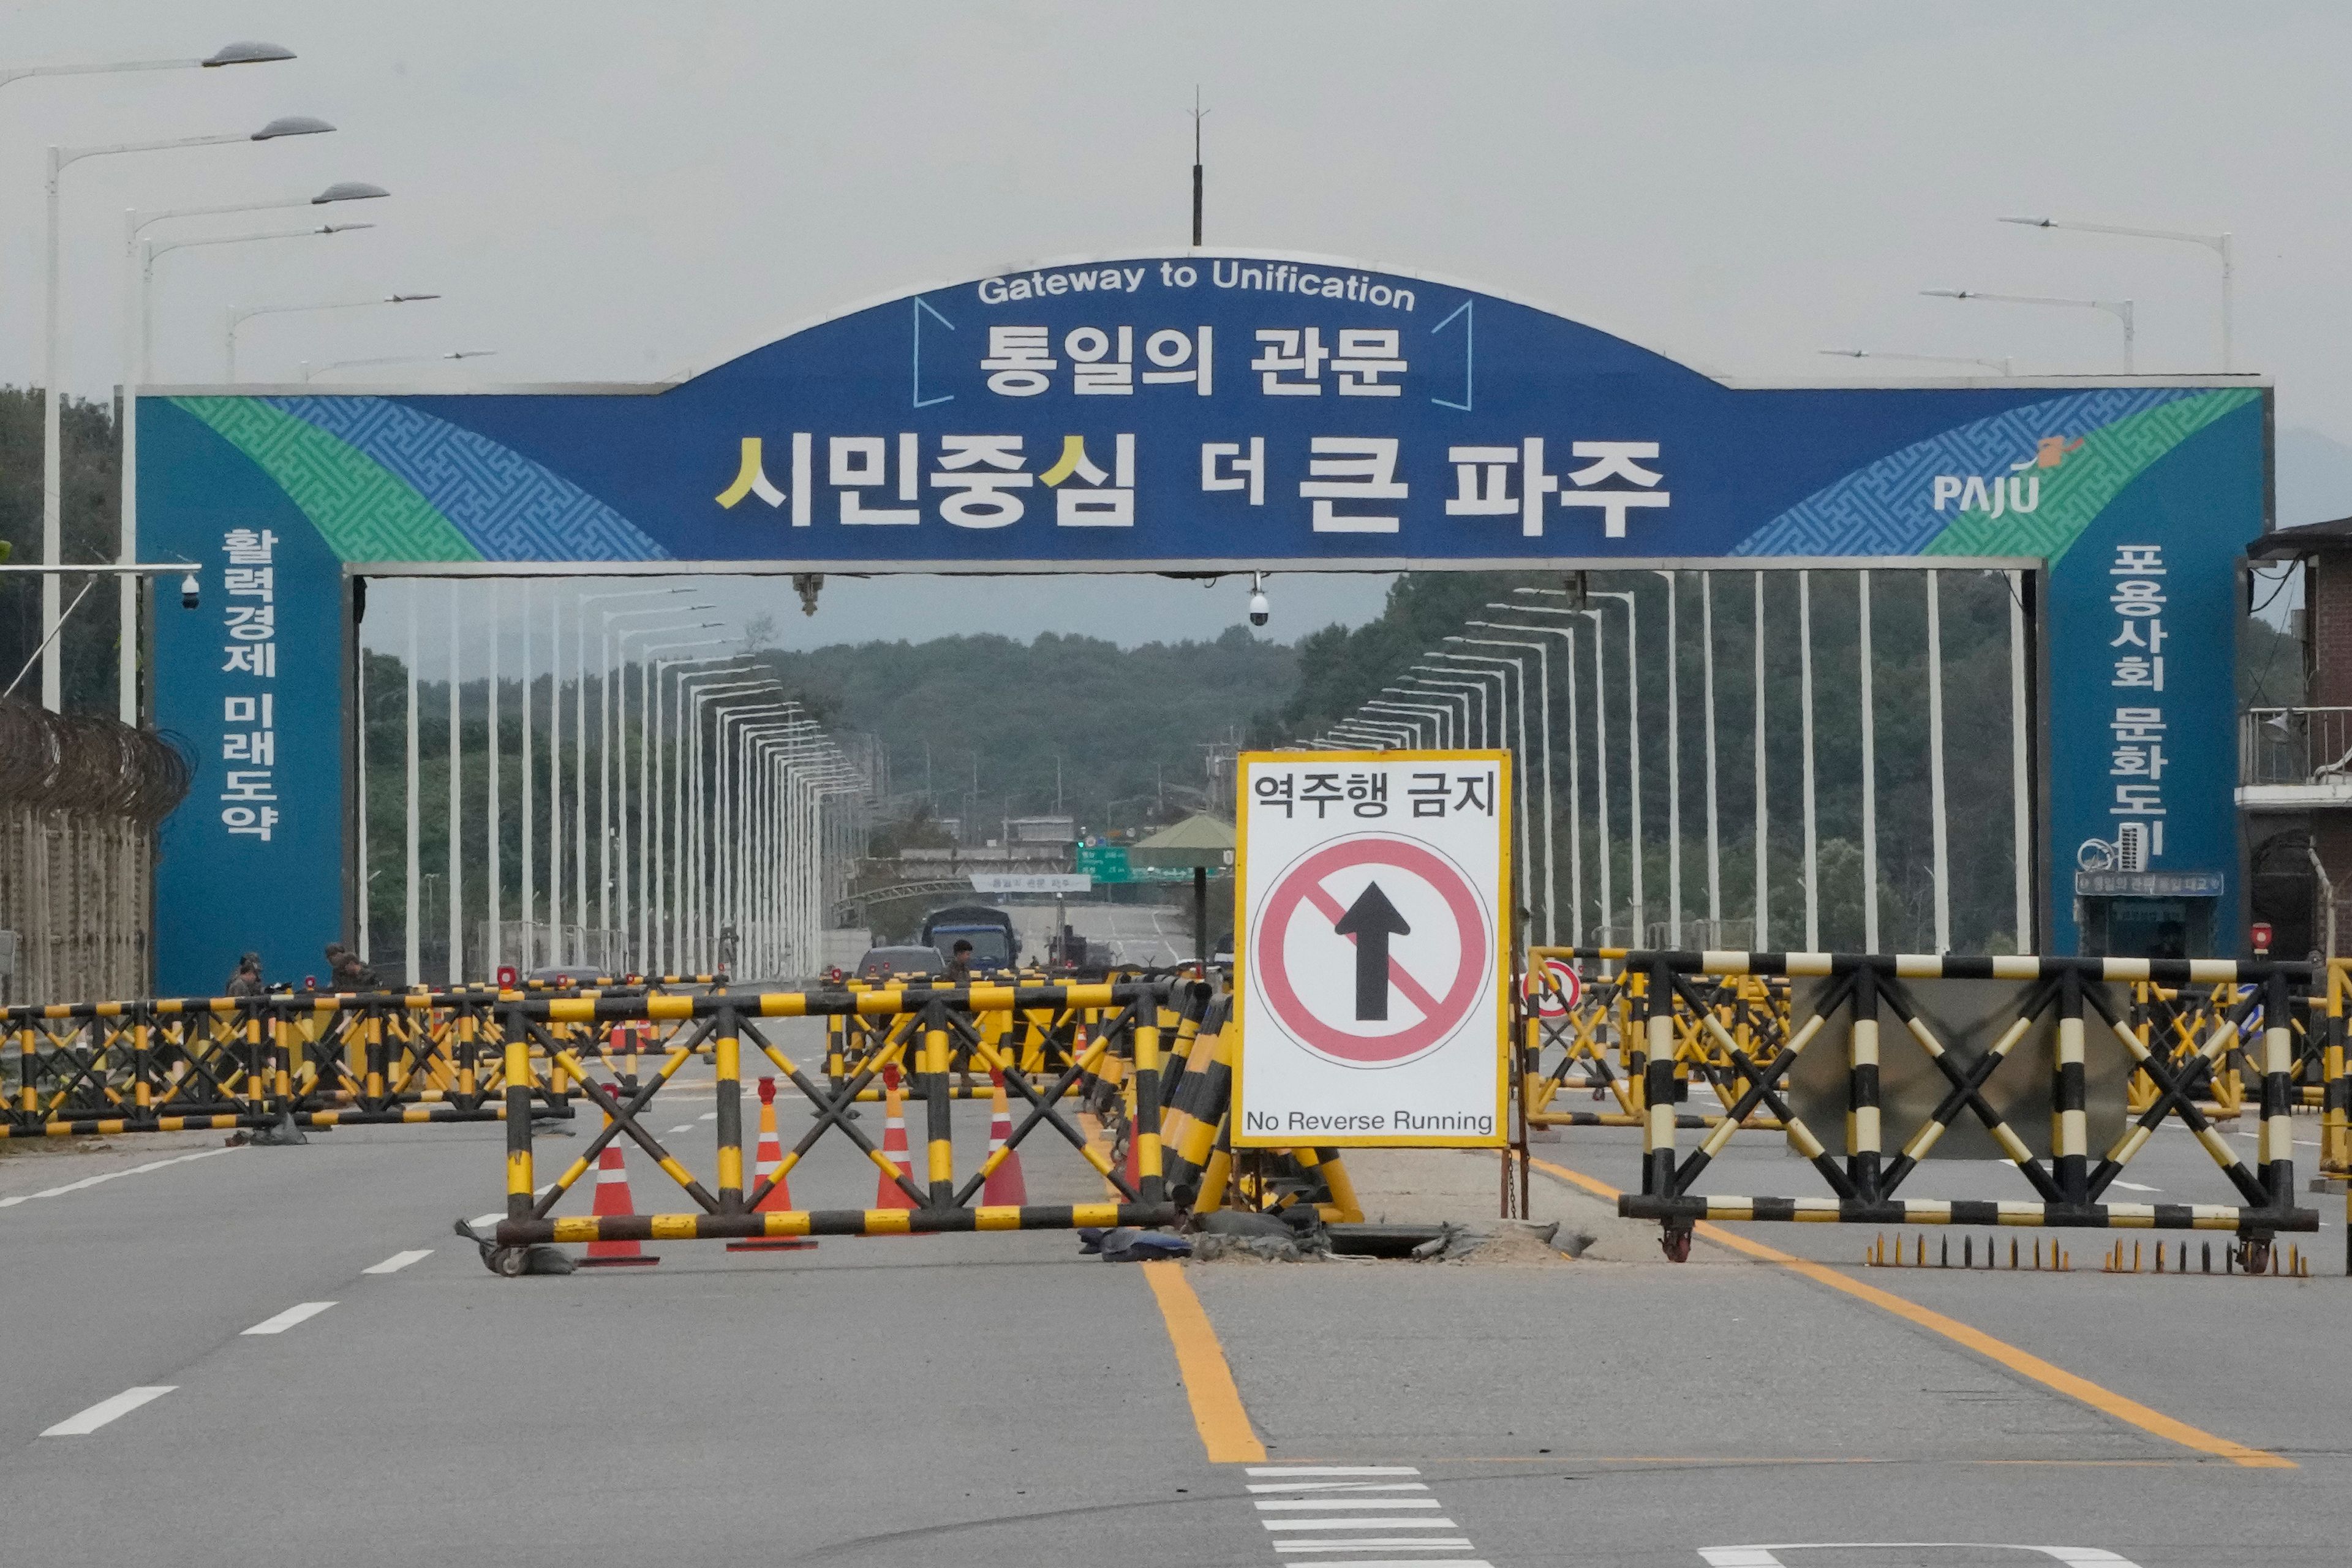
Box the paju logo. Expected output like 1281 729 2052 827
1930 434 2083 517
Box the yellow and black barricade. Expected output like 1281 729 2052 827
2 985 590 1137
470 979 1189 1268
1528 946 2323 1270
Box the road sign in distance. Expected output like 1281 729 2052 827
1524 956 1581 1019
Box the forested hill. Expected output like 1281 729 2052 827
753 625 1297 832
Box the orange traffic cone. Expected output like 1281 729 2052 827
579 1123 657 1268
875 1063 918 1213
982 1068 1028 1205
731 1076 815 1252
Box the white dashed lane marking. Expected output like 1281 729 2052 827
40 1385 174 1436
362 1249 432 1275
241 1302 336 1336
0 1147 237 1210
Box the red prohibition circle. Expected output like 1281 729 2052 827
1254 836 1489 1065
1524 957 1581 1018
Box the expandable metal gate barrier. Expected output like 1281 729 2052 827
1527 948 2322 1268
1 988 599 1137
465 980 1200 1268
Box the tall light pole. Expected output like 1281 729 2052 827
684 679 784 968
1363 700 1446 745
583 594 697 939
1411 668 1488 747
1653 572 1684 946
1376 688 1457 746
628 635 729 967
1754 572 1770 949
729 714 801 974
303 350 496 380
1402 680 1472 750
1433 651 1530 927
119 178 385 723
1452 635 1555 945
1476 617 1587 944
1921 288 2135 374
1517 587 1638 941
1819 348 2015 376
134 179 388 377
119 220 371 720
652 655 753 971
2000 215 2233 372
36 105 328 710
612 617 720 967
227 293 440 380
717 702 802 971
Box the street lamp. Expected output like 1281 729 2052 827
1363 700 1446 745
113 220 372 722
137 184 390 377
716 702 804 972
609 614 719 961
1 41 295 95
725 711 802 974
2000 215 2234 372
1338 719 1414 748
121 183 387 717
1460 626 1562 946
304 350 497 381
227 293 441 380
1378 693 1457 747
576 592 696 937
1394 682 1468 750
1411 667 1492 745
35 106 329 710
1438 644 1540 941
1472 617 1588 944
1819 348 2015 376
682 678 784 967
1517 587 1640 939
1921 288 2135 374
648 654 754 971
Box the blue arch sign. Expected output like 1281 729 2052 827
141 249 2265 991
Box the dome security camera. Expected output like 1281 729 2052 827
1247 571 1268 628
180 573 201 610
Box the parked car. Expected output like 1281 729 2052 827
854 944 948 983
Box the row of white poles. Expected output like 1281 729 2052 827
355 580 867 982
1305 567 2037 956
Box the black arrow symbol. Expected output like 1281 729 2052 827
1331 880 1411 1022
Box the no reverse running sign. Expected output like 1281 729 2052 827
1232 750 1511 1148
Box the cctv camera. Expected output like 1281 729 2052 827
1248 591 1269 627
180 573 201 611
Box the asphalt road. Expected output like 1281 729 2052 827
2 1021 2344 1567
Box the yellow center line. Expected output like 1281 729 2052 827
1141 1260 1266 1463
1528 1155 2293 1470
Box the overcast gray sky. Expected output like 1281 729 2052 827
8 1 2349 650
